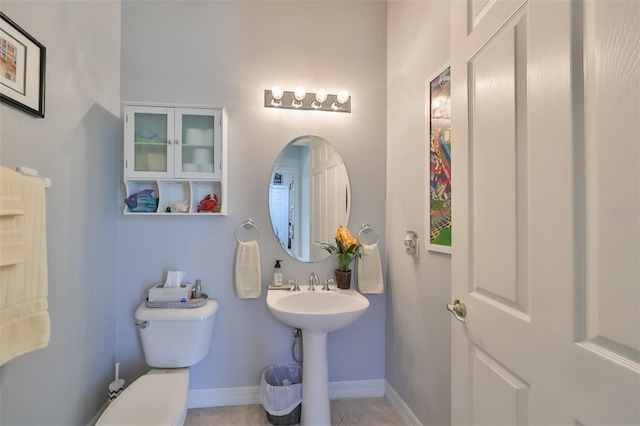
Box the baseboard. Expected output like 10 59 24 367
329 378 386 399
86 401 108 426
384 381 422 425
91 379 417 424
188 378 386 409
188 385 261 408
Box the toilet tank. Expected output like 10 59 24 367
135 299 219 368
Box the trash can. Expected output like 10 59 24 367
259 364 303 425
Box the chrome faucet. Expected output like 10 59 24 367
290 280 300 291
308 272 319 291
322 278 334 291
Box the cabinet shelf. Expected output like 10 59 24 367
123 179 224 215
134 140 167 145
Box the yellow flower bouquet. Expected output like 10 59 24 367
321 225 363 272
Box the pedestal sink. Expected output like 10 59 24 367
266 285 370 426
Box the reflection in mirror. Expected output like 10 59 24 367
269 135 351 262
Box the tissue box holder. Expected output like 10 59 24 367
148 283 193 302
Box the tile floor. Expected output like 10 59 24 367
185 397 406 426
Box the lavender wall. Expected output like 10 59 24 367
118 1 388 390
386 2 452 424
0 1 121 424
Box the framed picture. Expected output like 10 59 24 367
0 12 45 118
426 64 451 254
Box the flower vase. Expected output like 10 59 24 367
335 270 351 289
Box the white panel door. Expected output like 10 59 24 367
310 138 348 260
450 0 639 424
269 185 290 249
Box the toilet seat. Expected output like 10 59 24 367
97 371 188 426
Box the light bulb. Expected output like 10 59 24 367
336 90 350 104
315 89 327 103
271 86 284 100
294 86 307 101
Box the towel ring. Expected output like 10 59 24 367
358 223 379 245
235 218 260 243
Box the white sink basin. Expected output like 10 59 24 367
266 285 370 333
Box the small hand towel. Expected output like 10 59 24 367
356 243 384 294
0 167 50 366
234 240 261 299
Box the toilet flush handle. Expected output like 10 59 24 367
135 321 150 329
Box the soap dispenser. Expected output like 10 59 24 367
272 260 283 287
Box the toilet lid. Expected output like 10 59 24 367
97 372 187 426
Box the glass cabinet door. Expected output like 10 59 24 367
175 108 222 179
125 106 174 178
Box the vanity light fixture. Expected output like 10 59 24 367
264 87 351 113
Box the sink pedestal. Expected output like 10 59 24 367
301 330 330 426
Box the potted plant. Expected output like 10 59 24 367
321 225 363 289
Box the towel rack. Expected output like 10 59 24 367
235 218 260 242
358 223 379 245
16 166 52 189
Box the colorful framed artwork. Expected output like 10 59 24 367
0 12 46 118
427 64 451 254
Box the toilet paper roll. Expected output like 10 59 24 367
183 163 198 172
193 148 211 165
135 152 147 170
199 164 214 173
147 153 166 171
185 128 204 145
203 129 214 145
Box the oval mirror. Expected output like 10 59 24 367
269 135 351 262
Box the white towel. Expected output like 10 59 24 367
0 174 25 267
0 167 50 366
234 240 261 299
356 243 384 294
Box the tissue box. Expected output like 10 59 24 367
148 283 193 302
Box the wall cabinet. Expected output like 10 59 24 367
123 103 228 215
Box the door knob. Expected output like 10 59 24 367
446 299 469 323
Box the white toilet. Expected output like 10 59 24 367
97 299 219 426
